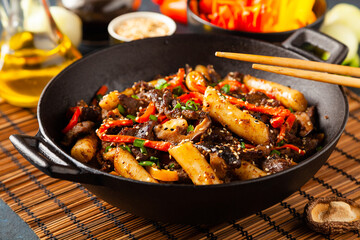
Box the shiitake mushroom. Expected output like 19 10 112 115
304 197 360 234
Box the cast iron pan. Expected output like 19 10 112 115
10 29 349 224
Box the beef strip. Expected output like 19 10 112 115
62 121 95 146
119 121 158 161
118 94 147 116
262 155 296 174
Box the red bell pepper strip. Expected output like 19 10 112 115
277 113 296 142
218 79 248 93
62 107 81 134
167 68 188 92
275 144 305 155
135 102 156 123
100 134 172 152
177 92 204 103
91 85 108 105
97 119 134 136
270 116 285 128
225 94 291 118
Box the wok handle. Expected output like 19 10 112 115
9 134 100 185
282 28 348 64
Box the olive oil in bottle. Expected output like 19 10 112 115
0 0 82 107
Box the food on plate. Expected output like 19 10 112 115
304 197 360 234
61 64 324 185
189 0 317 32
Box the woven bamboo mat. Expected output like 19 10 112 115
1 89 360 240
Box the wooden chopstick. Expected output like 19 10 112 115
215 51 360 77
252 64 360 88
215 51 360 88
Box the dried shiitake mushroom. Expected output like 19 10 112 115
304 197 360 234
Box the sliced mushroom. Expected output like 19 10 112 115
304 197 360 234
295 111 314 137
154 116 211 144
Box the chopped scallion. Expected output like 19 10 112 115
271 150 281 155
149 115 158 121
138 161 154 166
131 94 139 99
117 104 125 114
187 125 194 132
120 145 132 153
155 79 170 90
221 84 230 94
174 102 182 109
240 142 245 149
133 139 145 148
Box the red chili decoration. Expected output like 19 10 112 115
225 94 291 118
167 68 188 92
136 102 157 123
177 92 204 103
100 134 172 152
277 113 296 142
62 107 81 134
270 116 285 128
91 85 108 105
275 144 305 155
218 79 248 93
97 119 134 136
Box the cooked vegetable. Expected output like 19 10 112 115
203 86 270 145
191 0 317 32
160 0 187 25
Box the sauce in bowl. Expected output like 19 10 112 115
108 11 176 43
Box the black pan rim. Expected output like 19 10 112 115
37 33 349 189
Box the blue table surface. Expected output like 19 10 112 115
0 0 358 239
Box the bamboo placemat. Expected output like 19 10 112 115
1 89 360 240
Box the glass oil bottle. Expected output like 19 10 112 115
0 0 82 107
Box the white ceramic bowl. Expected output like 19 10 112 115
108 11 177 44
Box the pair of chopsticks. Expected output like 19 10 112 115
215 52 360 88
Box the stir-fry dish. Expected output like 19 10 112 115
61 65 323 185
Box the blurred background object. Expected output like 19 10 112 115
0 0 82 108
58 0 141 46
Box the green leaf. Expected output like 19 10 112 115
138 161 154 166
149 115 158 121
133 139 145 148
221 84 230 94
117 104 125 114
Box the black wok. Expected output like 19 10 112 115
10 29 349 224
